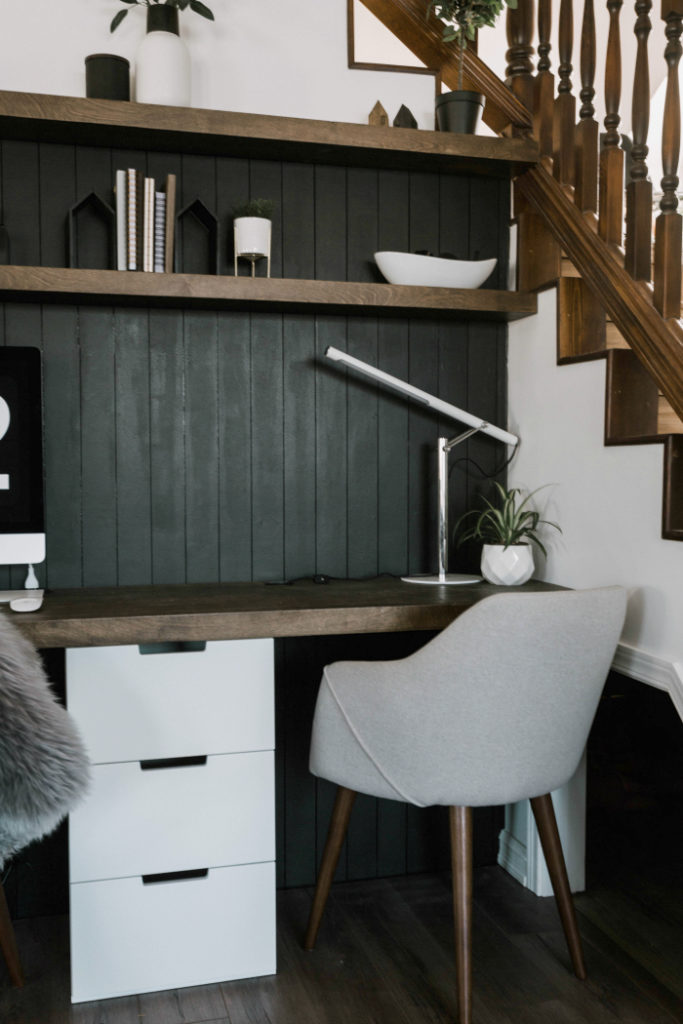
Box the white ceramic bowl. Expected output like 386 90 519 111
374 251 497 289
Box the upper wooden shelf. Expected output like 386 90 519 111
0 90 538 177
0 266 537 321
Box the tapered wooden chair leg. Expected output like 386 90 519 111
449 806 472 1024
0 880 24 987
304 786 356 951
530 793 587 980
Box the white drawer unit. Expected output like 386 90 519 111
70 861 276 1003
66 638 276 1003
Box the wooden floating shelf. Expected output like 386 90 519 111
0 90 538 176
0 266 537 321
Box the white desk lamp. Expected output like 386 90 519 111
325 345 519 585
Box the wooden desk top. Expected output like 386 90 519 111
11 577 561 649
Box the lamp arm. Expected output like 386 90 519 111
325 345 518 448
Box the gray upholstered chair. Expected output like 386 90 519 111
305 587 627 1024
0 612 90 987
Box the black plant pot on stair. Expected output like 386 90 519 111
435 90 485 134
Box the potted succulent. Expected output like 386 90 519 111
454 482 561 585
430 0 516 133
232 199 275 277
110 0 215 108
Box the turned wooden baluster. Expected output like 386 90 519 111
506 0 536 112
625 0 653 279
575 0 599 210
653 0 683 317
599 0 625 244
534 0 555 156
553 0 576 184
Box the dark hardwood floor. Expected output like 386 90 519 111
1 849 682 1024
2 673 683 1023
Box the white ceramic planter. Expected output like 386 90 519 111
135 29 190 107
480 543 534 586
234 217 272 276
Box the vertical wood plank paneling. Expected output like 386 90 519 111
439 173 471 259
314 165 347 281
179 155 220 582
438 321 471 558
149 308 186 584
282 163 315 280
41 305 82 589
409 171 440 255
38 144 75 267
217 311 253 581
314 316 348 576
2 141 40 265
80 306 118 586
185 310 220 583
283 316 317 580
115 308 152 585
377 170 410 580
251 313 285 581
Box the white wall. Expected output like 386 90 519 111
508 287 683 701
0 0 435 128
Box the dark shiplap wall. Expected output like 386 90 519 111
0 138 508 893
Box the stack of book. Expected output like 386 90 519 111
115 170 176 273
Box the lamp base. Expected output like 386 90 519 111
400 573 483 586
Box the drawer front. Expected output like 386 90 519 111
70 860 276 1003
69 751 274 883
66 638 274 763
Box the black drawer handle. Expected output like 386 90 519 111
142 868 209 885
138 641 207 654
140 755 207 771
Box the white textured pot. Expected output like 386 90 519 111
135 6 190 107
234 217 272 259
480 543 534 586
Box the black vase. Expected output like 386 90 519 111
85 54 130 101
435 90 485 135
147 4 180 33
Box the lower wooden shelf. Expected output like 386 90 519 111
0 265 537 321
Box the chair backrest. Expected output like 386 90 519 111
0 613 90 868
311 588 626 807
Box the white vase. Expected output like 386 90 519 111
234 217 272 276
135 7 190 107
480 543 534 586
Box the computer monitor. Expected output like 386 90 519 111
0 347 45 573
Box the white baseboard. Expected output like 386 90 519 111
612 643 683 721
497 829 528 888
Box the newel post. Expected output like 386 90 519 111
653 0 683 316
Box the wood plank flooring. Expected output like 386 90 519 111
2 855 682 1024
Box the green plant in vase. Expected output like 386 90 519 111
110 0 214 34
429 0 517 132
455 482 561 585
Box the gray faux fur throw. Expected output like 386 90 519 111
0 612 90 869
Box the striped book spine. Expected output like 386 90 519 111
154 191 166 273
126 168 137 271
143 177 155 272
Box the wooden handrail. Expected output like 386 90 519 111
517 163 683 422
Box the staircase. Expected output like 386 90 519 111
358 0 683 540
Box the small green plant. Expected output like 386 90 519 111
111 0 214 34
454 482 561 556
232 199 275 220
429 0 516 90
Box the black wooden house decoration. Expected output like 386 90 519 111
174 198 219 275
68 192 116 270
